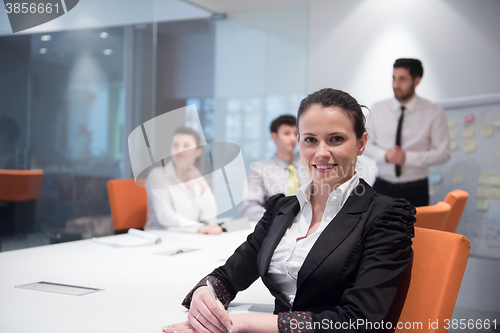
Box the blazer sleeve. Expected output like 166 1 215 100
278 198 415 333
182 193 286 309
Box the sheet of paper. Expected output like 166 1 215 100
93 229 161 247
481 124 494 137
464 140 476 153
453 172 465 183
477 199 489 211
462 125 475 138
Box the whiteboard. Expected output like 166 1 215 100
429 93 500 259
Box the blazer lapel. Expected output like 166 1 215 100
296 179 375 289
257 197 300 276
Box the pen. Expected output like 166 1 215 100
206 280 232 333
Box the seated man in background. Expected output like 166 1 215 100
239 115 310 221
145 126 222 234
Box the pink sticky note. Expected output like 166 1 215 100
463 114 475 123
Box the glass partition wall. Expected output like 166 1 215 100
0 2 309 250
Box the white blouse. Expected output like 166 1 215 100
267 173 360 305
144 161 217 233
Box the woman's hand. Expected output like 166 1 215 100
197 223 223 234
163 313 279 333
165 286 232 333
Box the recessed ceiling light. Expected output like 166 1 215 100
100 32 108 39
103 49 113 56
41 35 51 41
39 48 47 54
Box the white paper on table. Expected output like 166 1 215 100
92 229 161 247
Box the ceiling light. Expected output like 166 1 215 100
41 35 51 41
100 32 108 39
39 48 47 54
103 49 113 56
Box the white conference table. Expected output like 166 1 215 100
0 227 274 333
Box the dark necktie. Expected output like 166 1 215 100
395 106 405 177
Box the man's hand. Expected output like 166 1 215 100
385 146 406 166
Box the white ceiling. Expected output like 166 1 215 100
181 0 309 13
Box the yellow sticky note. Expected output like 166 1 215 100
477 199 489 211
494 112 500 126
449 128 457 140
429 184 440 196
453 172 465 183
481 125 494 137
464 140 476 153
488 187 500 199
479 173 489 185
447 117 457 127
462 125 475 138
477 186 488 198
498 146 500 158
450 140 458 151
488 174 500 186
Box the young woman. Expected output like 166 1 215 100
145 126 222 234
164 89 415 332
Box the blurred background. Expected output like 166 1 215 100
0 1 499 328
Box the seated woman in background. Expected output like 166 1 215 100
164 89 415 332
145 126 222 234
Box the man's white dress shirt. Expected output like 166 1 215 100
268 173 360 305
239 155 311 221
145 161 217 233
365 95 450 183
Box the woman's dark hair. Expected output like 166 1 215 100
297 88 367 139
172 126 201 146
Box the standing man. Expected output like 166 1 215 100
239 115 310 221
365 58 450 207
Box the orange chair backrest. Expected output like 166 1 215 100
443 190 469 233
394 227 470 332
414 201 451 231
107 179 147 231
0 169 44 202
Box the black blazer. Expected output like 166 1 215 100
190 179 415 332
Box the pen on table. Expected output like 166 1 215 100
206 280 232 333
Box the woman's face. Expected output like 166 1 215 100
170 134 201 168
298 104 367 192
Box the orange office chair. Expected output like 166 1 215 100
443 190 469 233
392 227 470 332
414 201 451 231
107 179 147 232
0 169 44 236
